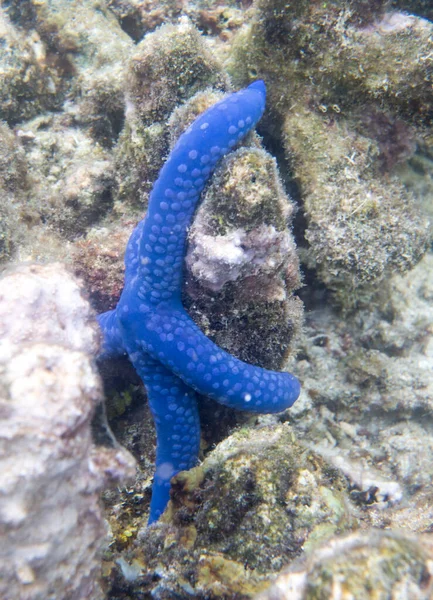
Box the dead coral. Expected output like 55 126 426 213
0 8 60 124
4 0 133 145
72 221 133 312
186 146 302 370
22 114 114 239
290 251 433 533
107 0 183 42
127 18 229 126
0 122 30 263
114 20 229 206
282 107 430 306
107 0 248 43
105 424 356 598
0 263 136 600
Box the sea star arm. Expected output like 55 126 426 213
97 309 126 359
124 302 300 413
125 350 201 524
135 81 267 304
123 219 145 281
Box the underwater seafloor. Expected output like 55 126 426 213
1 0 433 598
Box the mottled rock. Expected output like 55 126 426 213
114 20 229 206
22 115 114 238
0 263 136 600
103 424 356 598
5 0 133 145
186 146 303 370
257 530 433 600
290 252 433 533
72 222 132 312
187 148 299 294
0 8 60 124
282 107 430 306
229 1 432 304
0 122 30 263
127 18 228 126
108 0 183 42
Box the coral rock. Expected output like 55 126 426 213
257 530 433 600
0 263 136 600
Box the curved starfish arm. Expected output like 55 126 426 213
136 81 267 303
123 219 145 282
127 350 201 524
97 310 126 359
137 303 300 413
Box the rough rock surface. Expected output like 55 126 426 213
0 264 136 600
229 1 432 305
257 530 433 600
0 0 432 598
102 424 357 598
185 145 303 370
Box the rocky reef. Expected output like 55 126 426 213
0 0 432 598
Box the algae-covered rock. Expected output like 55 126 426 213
167 425 355 567
127 18 228 126
107 0 183 42
103 424 357 598
22 115 114 239
114 19 229 206
5 0 133 144
186 146 302 370
257 530 433 600
228 1 432 305
72 221 132 312
107 0 248 43
290 251 433 534
282 107 430 305
0 122 29 263
0 8 60 124
230 1 433 117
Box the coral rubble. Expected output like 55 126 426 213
257 530 433 600
104 424 357 598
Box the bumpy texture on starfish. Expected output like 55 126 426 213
97 81 301 524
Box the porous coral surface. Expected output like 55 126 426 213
0 264 136 600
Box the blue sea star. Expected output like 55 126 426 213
97 81 301 524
